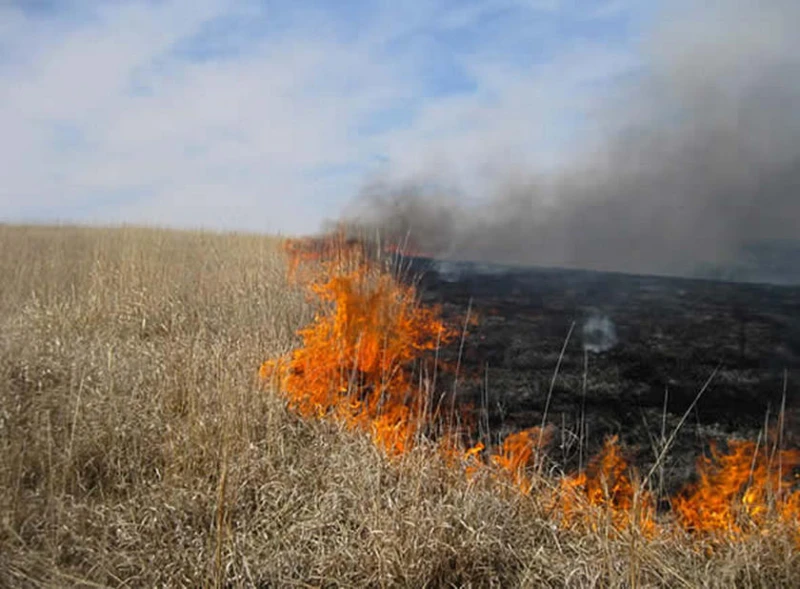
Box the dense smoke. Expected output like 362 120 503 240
342 1 800 279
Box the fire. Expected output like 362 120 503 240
490 426 553 494
261 233 799 546
672 439 800 542
260 234 457 455
554 436 656 535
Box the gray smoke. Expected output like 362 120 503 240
342 0 800 279
582 314 618 354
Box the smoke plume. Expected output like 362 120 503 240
342 1 800 279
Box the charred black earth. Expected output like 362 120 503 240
403 257 800 491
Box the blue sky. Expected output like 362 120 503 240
0 0 651 234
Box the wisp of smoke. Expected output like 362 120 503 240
340 0 800 281
582 314 618 354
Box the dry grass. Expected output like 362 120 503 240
0 224 797 588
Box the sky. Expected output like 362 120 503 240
0 0 649 235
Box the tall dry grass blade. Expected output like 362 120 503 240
645 363 720 485
538 321 575 473
214 447 229 589
579 346 588 473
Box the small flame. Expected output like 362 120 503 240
672 440 800 542
554 436 656 536
490 426 553 494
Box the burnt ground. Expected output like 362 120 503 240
401 257 800 494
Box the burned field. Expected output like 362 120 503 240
408 257 800 492
262 235 800 544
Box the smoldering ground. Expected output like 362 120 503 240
340 0 800 280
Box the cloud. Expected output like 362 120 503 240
0 0 642 234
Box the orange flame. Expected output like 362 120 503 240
490 426 553 494
261 233 800 546
673 440 800 542
261 235 457 455
554 436 656 535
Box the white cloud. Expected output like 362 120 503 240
0 0 640 233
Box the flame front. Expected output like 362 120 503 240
260 234 800 546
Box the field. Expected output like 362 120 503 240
1 224 798 588
410 257 800 492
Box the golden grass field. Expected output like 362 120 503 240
1 224 798 588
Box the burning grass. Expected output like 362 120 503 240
554 436 657 538
673 439 800 542
261 233 800 551
260 235 458 455
2 224 799 587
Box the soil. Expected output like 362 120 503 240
402 257 800 493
